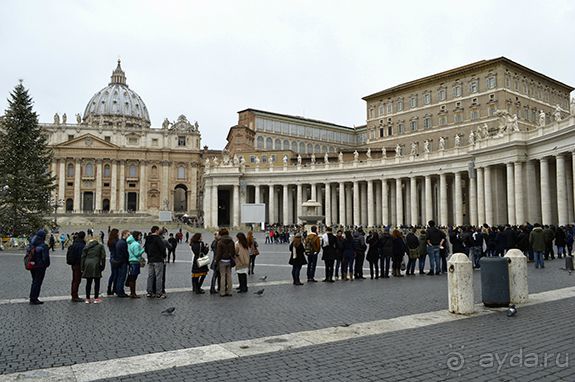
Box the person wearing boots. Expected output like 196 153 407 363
321 227 337 282
209 231 220 294
114 230 130 297
378 228 393 278
67 231 86 302
127 231 144 298
342 231 355 281
190 233 209 294
234 233 250 293
391 229 408 277
289 233 306 285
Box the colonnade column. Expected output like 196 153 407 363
211 183 218 227
506 163 515 225
346 184 352 225
410 177 417 226
353 181 360 227
338 182 345 226
118 161 125 212
484 166 493 225
526 160 539 223
325 183 332 226
233 184 240 228
540 157 551 225
203 184 211 228
396 178 403 226
74 159 81 213
268 185 276 224
514 162 525 225
424 175 432 224
454 172 462 227
382 179 388 226
311 183 317 201
572 153 575 223
138 161 146 212
360 183 367 226
283 184 289 226
469 170 477 226
331 185 338 225
367 180 374 227
556 155 567 226
297 184 303 224
254 185 261 204
58 160 66 213
476 167 485 225
110 161 117 212
439 173 448 226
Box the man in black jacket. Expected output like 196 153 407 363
114 230 130 297
321 227 337 282
145 226 167 298
67 231 86 302
167 233 178 263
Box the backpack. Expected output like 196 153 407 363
304 236 314 256
24 245 40 270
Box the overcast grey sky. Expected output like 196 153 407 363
1 0 574 149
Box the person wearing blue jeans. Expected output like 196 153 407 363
426 220 446 276
304 226 321 282
533 251 544 269
306 253 318 281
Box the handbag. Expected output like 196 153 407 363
139 257 146 267
196 255 211 268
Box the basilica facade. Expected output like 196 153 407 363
45 61 204 218
205 57 575 228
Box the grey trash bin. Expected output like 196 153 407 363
479 257 510 307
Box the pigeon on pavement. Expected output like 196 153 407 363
506 304 517 317
259 275 267 281
161 307 176 315
254 289 265 296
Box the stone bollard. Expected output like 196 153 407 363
504 249 529 304
447 253 474 314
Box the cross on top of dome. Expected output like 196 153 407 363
110 59 127 86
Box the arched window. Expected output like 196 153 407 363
85 163 94 177
129 164 137 178
283 140 289 150
151 165 158 178
177 165 185 179
67 163 74 177
306 143 312 153
299 142 305 153
291 141 297 152
274 138 281 149
103 164 111 178
314 144 320 153
256 136 264 149
322 145 327 153
265 137 273 150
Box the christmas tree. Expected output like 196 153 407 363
0 81 55 236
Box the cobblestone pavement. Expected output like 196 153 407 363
1 231 574 380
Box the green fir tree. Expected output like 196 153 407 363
0 81 55 236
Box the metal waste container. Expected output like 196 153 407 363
479 257 510 307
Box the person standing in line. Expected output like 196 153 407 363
417 229 428 275
215 228 235 297
530 223 546 269
405 228 420 276
114 230 130 297
321 227 337 282
378 228 393 278
366 230 380 279
304 226 321 282
334 230 344 280
352 228 367 279
49 234 56 252
247 231 259 275
28 230 50 305
289 233 307 285
235 232 250 293
341 231 355 281
144 226 167 299
167 233 178 263
127 231 144 298
190 233 209 294
81 236 106 304
426 220 445 276
106 228 120 296
209 231 220 294
470 227 484 269
391 229 407 277
67 231 86 302
555 226 566 259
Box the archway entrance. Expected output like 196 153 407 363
218 189 230 226
174 184 188 212
102 199 110 212
83 192 94 212
66 198 73 212
127 192 138 212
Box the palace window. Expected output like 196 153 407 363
178 136 186 147
177 166 185 179
275 138 281 149
438 89 446 101
489 106 497 116
397 99 403 112
410 96 417 109
265 137 273 150
256 136 264 149
470 81 479 93
423 117 432 129
380 126 384 137
103 164 111 178
291 141 298 152
410 120 417 132
85 163 94 177
487 76 496 89
129 165 137 178
454 113 463 123
453 85 462 98
423 93 431 105
378 104 384 116
387 125 393 136
67 163 74 177
470 110 479 121
439 115 447 126
152 138 158 146
386 102 393 113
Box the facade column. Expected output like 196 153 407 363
476 167 485 225
139 161 147 212
95 160 103 212
375 181 382 225
469 171 477 226
268 185 276 224
110 161 117 212
118 161 125 212
160 161 169 211
338 182 345 226
360 182 367 226
203 184 211 228
330 185 338 225
424 175 432 224
439 173 448 226
58 159 66 213
283 184 289 226
556 155 567 226
211 183 218 227
74 159 81 213
233 184 240 228
572 153 575 222
367 180 374 227
514 162 525 225
325 183 332 226
311 183 317 201
396 178 403 226
346 184 352 225
454 172 462 226
540 157 551 225
353 181 360 227
382 179 389 226
505 163 515 225
254 185 261 204
410 177 417 226
296 183 303 223
526 160 539 224
484 166 493 225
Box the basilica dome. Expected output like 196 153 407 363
82 60 150 127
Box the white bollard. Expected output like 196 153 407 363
504 249 529 304
447 253 474 314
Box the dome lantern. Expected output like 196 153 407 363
110 59 127 86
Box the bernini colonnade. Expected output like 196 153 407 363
204 116 575 228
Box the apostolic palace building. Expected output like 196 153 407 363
45 57 575 229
